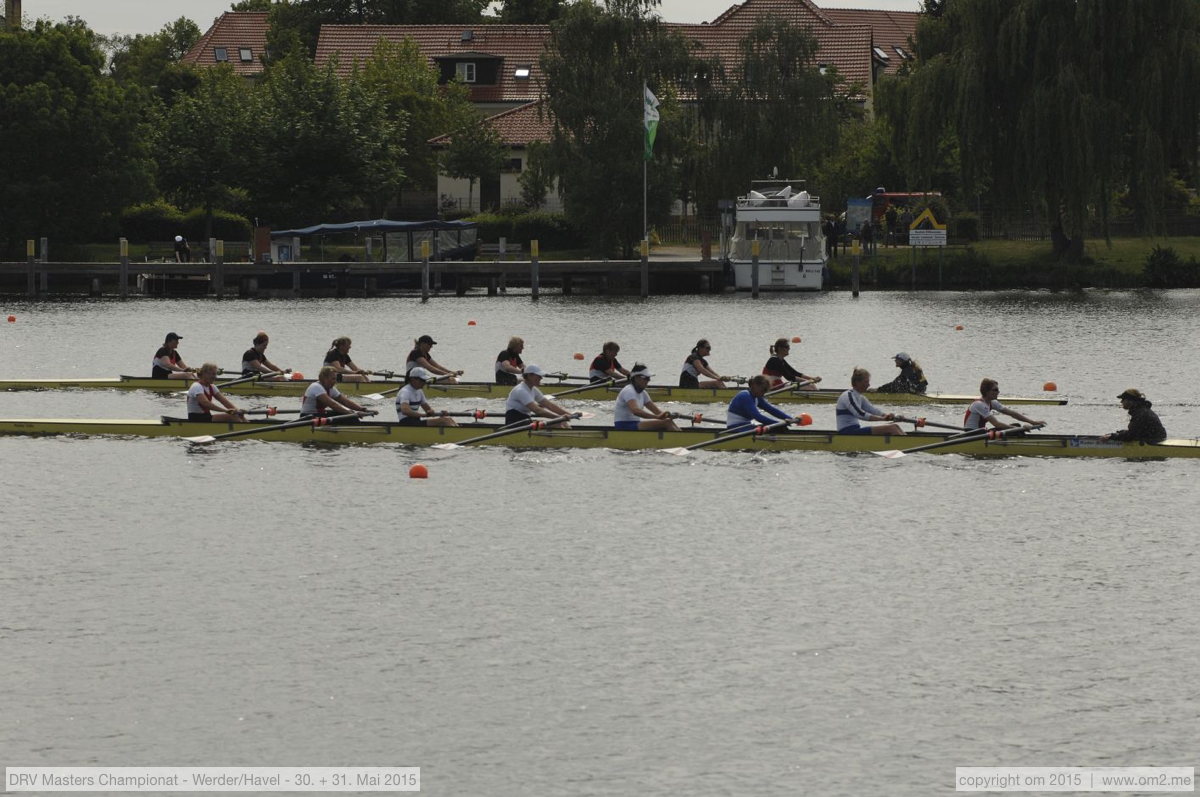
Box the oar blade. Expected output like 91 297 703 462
184 434 218 444
430 442 462 451
872 449 906 459
662 446 692 456
364 392 387 401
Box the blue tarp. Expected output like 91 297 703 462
270 219 477 238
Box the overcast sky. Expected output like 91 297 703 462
26 0 921 37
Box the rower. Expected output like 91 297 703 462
614 364 679 431
396 368 459 427
495 336 525 386
406 334 462 384
589 341 630 383
1099 388 1166 443
726 374 797 431
323 336 371 383
835 368 905 435
874 352 927 394
301 366 376 422
964 378 1044 431
679 339 728 389
153 331 195 380
762 338 819 390
187 363 247 422
241 331 288 380
504 364 573 428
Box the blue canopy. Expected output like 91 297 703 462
271 219 477 238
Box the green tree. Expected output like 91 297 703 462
500 0 567 24
518 141 555 209
109 17 202 104
441 115 506 212
0 19 156 248
267 0 489 57
541 0 693 256
158 66 256 239
885 0 1200 256
686 18 843 215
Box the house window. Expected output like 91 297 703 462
456 62 476 83
514 65 531 80
502 158 522 173
894 45 911 60
239 47 253 62
214 47 228 62
872 46 890 62
817 62 828 75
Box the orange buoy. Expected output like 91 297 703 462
1043 381 1058 392
798 413 813 426
409 464 429 479
6 315 14 323
573 352 585 360
467 320 477 326
954 324 964 331
791 336 802 343
291 372 305 380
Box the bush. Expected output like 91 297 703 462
120 201 185 242
467 210 581 251
1144 245 1200 288
951 212 980 242
181 208 252 242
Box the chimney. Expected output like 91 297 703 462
6 0 22 30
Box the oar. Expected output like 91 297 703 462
765 379 815 398
216 371 280 388
895 415 968 432
363 372 457 402
184 411 362 444
546 378 625 400
545 372 592 382
874 423 1045 459
663 417 797 456
673 412 726 425
245 407 303 416
431 412 580 451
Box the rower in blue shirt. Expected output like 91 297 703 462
726 375 795 431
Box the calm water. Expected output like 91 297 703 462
3 291 1199 796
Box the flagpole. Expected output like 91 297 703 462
643 82 648 245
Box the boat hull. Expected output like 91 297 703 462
0 418 1193 458
730 260 824 290
0 377 1068 406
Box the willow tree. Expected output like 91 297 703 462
883 0 1200 256
686 17 843 215
540 0 693 257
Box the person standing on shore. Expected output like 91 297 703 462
174 235 190 263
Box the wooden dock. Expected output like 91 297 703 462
0 258 727 298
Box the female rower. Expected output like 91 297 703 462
301 366 375 422
495 336 525 386
590 341 631 383
964 378 1043 431
679 339 728 389
324 337 372 382
762 338 820 390
874 352 927 394
241 331 289 380
153 332 195 380
396 367 459 427
615 364 679 431
406 334 462 383
504 364 573 428
186 363 247 422
835 368 904 436
726 375 796 431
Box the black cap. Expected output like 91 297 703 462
418 334 437 345
165 332 182 341
1117 388 1146 402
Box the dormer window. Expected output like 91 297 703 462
239 47 253 62
893 45 911 60
214 47 228 62
456 62 476 83
460 30 474 42
872 46 890 61
817 62 828 75
514 65 531 80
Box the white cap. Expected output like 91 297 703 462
407 367 433 381
630 368 654 380
894 352 911 363
524 364 547 377
175 235 183 242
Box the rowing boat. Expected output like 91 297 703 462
0 417 1191 457
0 376 1068 406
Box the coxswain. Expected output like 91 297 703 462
396 367 459 427
241 331 288 380
153 331 195 380
874 352 927 394
406 334 462 383
301 365 375 422
323 336 372 382
679 339 728 389
1100 388 1166 443
762 338 819 390
495 336 525 386
504 364 573 428
725 375 797 431
964 378 1044 431
614 364 679 431
835 368 905 435
186 363 246 422
589 341 631 383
